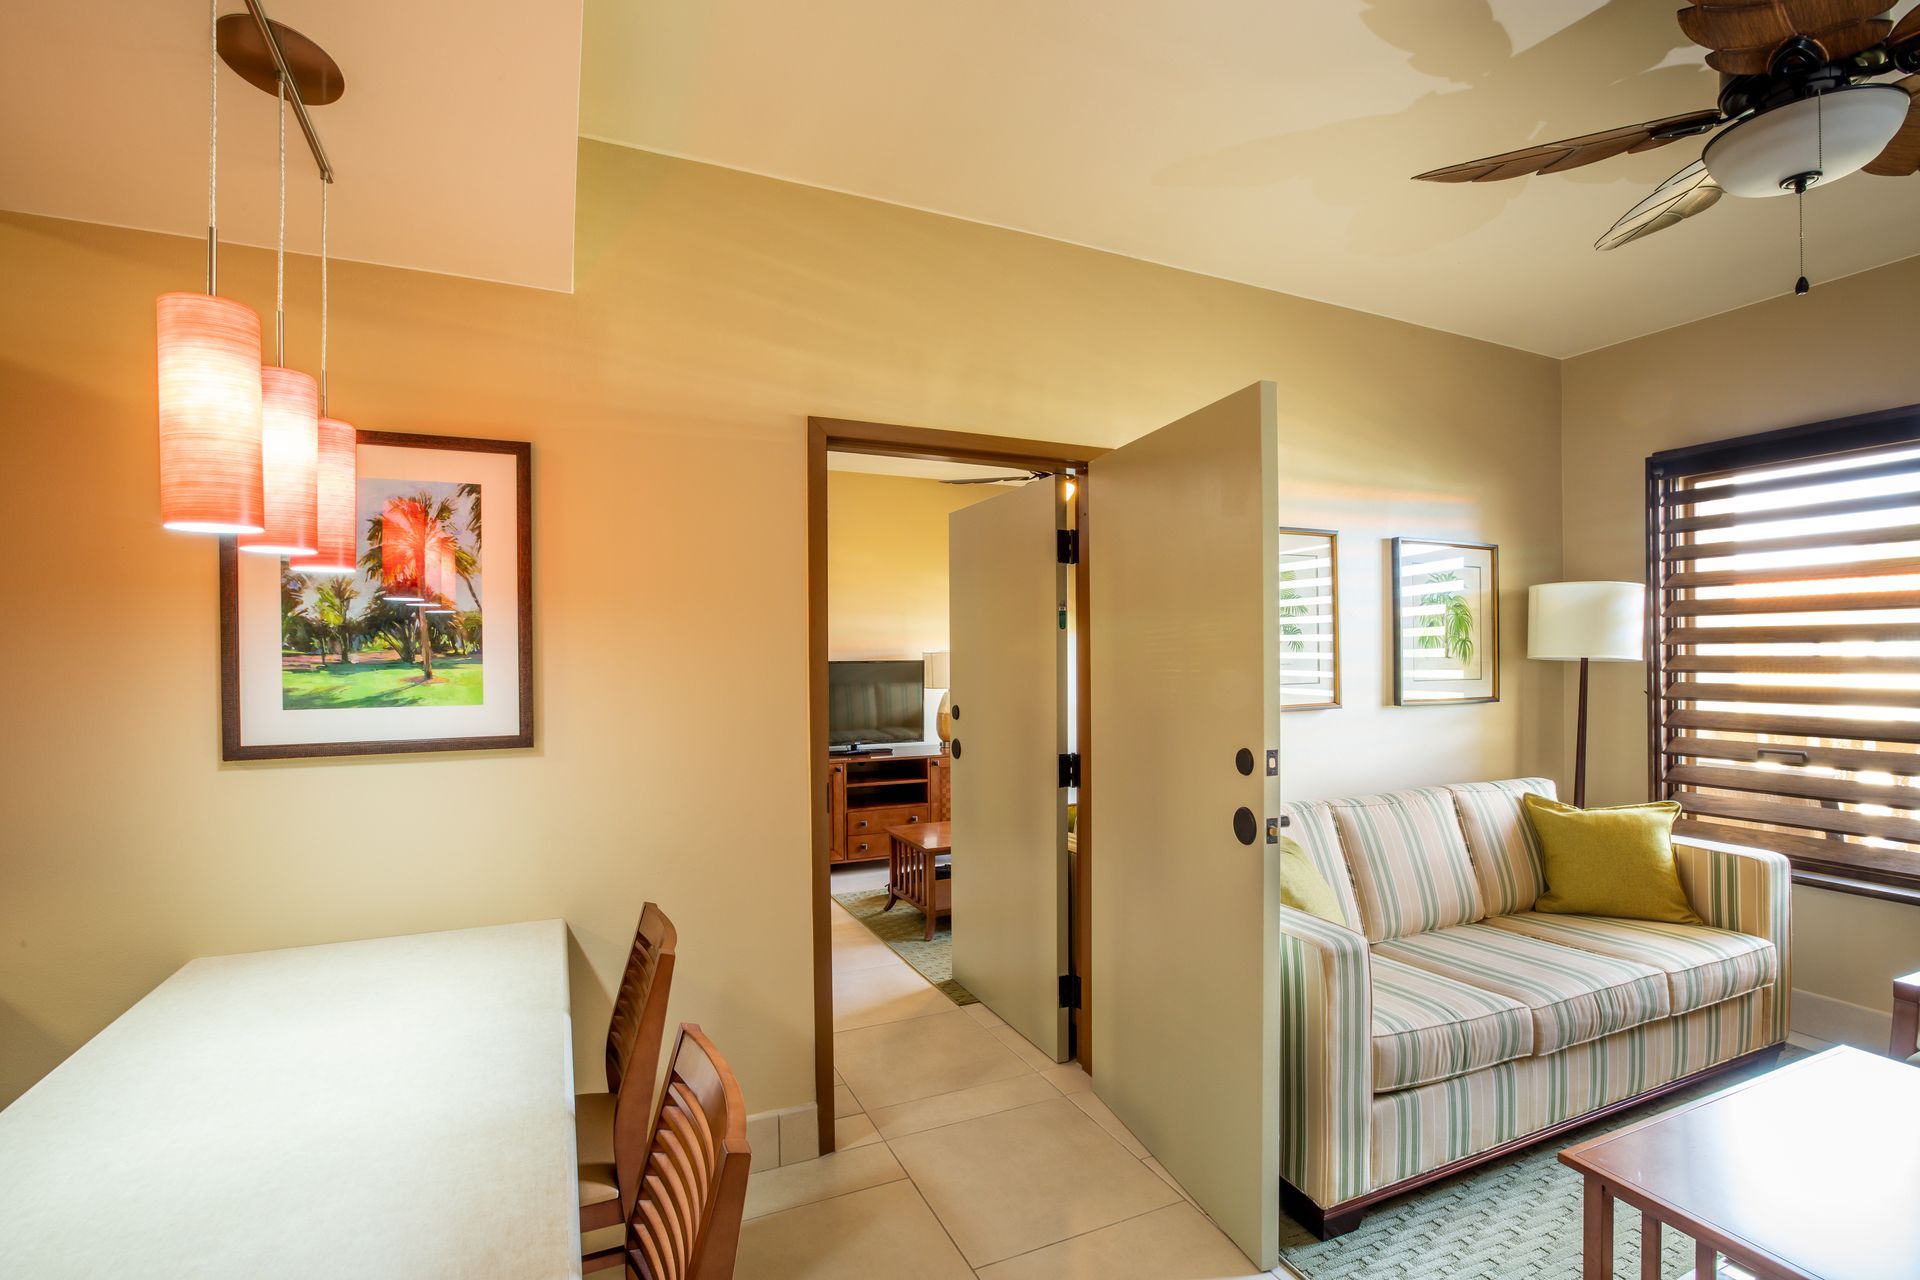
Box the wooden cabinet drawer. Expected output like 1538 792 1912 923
843 833 891 861
846 805 930 838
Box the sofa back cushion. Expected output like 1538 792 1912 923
1446 777 1557 916
1282 799 1363 932
1331 788 1485 942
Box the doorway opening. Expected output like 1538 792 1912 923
807 417 1103 1157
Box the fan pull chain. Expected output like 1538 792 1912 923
275 72 287 362
1795 92 1823 298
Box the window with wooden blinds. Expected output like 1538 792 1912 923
1647 406 1920 900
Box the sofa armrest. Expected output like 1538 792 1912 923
1278 906 1372 1208
1893 970 1920 1064
1673 838 1792 1043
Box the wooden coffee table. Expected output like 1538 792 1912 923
883 820 951 940
1560 1046 1920 1280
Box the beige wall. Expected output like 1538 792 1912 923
0 139 1563 1112
826 470 995 661
1561 256 1920 1033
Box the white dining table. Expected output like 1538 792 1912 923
0 919 582 1278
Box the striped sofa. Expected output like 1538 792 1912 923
1278 778 1790 1238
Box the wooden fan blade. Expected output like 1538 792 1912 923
1596 160 1725 250
1864 75 1920 175
1703 17 1890 73
1677 0 1883 53
1413 110 1722 182
1890 4 1920 46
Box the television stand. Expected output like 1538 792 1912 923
826 745 950 863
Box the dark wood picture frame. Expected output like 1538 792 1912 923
1278 526 1340 712
1390 536 1500 707
219 430 533 761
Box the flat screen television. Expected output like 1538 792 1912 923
827 659 924 747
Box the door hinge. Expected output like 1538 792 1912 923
1056 528 1079 565
1058 752 1081 789
1058 973 1082 1010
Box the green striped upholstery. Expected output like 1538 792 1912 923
1445 778 1555 916
1280 907 1372 1207
1283 799 1363 932
1376 924 1670 1056
1332 788 1485 943
1370 989 1769 1189
1370 954 1532 1092
1485 912 1776 1017
1673 839 1793 1043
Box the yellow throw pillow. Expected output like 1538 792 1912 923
1280 837 1348 927
1523 794 1703 925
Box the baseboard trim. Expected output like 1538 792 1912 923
1790 989 1892 1052
743 1102 822 1168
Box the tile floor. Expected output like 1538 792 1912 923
735 870 1298 1279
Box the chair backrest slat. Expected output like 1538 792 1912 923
607 903 678 1215
625 1024 750 1280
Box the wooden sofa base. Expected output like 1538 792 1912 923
1280 1043 1783 1241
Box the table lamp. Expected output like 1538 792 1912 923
1528 581 1644 808
924 650 953 744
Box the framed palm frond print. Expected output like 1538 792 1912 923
220 431 533 760
1392 537 1498 706
1278 528 1339 710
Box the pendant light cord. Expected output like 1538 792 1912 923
276 72 286 365
320 181 329 412
206 0 218 294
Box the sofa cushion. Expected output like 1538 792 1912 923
1371 954 1533 1092
1282 799 1364 932
1332 788 1485 942
1446 778 1556 916
1375 923 1671 1056
1483 913 1776 1017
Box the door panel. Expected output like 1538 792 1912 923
1089 384 1281 1267
949 477 1070 1060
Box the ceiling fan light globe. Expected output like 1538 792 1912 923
1702 86 1911 197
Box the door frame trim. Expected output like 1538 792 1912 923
807 416 1105 1156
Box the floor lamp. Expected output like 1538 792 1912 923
1528 582 1645 808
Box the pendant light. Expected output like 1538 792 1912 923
241 74 319 558
289 181 358 575
156 0 264 535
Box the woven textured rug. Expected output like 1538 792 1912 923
833 888 977 1006
1278 1049 1799 1280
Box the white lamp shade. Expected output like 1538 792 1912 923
923 650 951 689
1529 581 1644 662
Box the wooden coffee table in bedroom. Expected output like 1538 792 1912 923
1559 1046 1920 1280
883 820 951 941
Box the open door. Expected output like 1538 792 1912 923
948 476 1070 1062
1090 384 1281 1267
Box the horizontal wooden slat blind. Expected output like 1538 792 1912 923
1649 418 1920 894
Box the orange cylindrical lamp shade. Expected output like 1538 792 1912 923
156 292 265 534
381 497 427 600
240 367 320 557
289 417 358 574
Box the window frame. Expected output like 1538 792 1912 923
1645 403 1920 904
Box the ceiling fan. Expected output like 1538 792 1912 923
1414 1 1920 260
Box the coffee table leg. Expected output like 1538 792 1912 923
1640 1211 1661 1280
1695 1240 1717 1279
1582 1179 1613 1280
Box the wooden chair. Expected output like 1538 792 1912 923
1894 969 1920 1066
579 904 678 1267
622 1024 751 1280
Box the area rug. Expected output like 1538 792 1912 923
1277 1049 1800 1280
832 888 977 1006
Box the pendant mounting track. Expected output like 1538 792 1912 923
215 0 338 183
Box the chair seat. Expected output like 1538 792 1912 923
577 1091 619 1210
1484 913 1777 1017
1374 923 1671 1057
1370 954 1533 1092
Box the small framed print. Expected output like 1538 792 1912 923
1392 537 1498 706
220 431 533 760
1278 528 1339 711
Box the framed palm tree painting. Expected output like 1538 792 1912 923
1391 537 1498 706
219 431 533 760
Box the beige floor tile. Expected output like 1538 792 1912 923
832 963 957 1032
963 1002 1007 1031
836 1111 881 1150
867 1072 1060 1140
743 1143 906 1221
836 1009 1030 1111
830 932 904 974
1143 1157 1196 1206
1067 1090 1149 1158
737 1179 974 1280
831 1083 862 1119
1041 1062 1093 1095
988 1022 1059 1071
890 1096 1178 1267
977 1201 1265 1280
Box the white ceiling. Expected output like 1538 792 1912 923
580 0 1920 356
0 0 581 292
